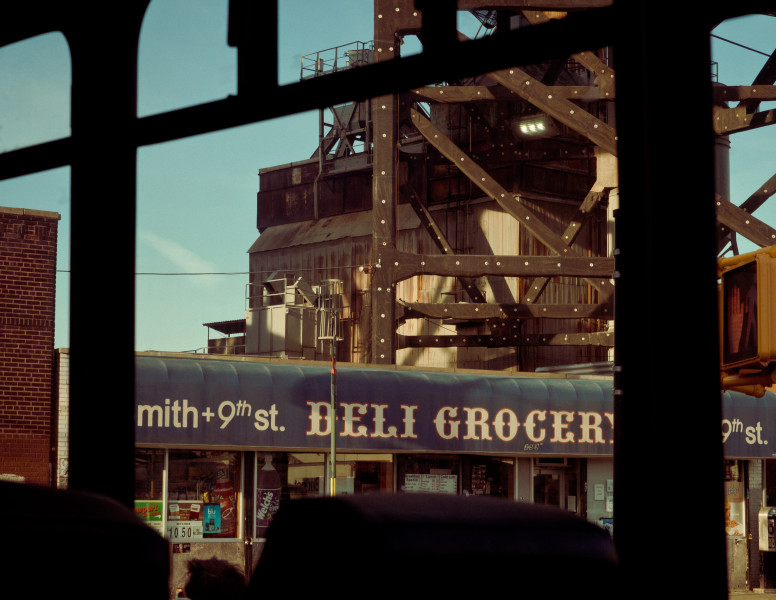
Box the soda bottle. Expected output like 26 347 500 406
256 454 281 538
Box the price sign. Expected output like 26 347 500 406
167 501 204 541
167 521 204 541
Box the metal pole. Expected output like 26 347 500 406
329 324 337 496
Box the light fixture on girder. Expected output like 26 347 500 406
513 113 558 140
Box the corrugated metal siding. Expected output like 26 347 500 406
249 186 608 371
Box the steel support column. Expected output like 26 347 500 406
371 0 423 364
613 2 726 597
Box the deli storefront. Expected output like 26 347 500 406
133 354 776 592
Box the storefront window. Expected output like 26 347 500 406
464 456 514 498
396 454 515 497
167 450 242 540
725 459 746 536
134 449 165 535
334 454 393 494
766 460 776 506
397 454 461 494
255 452 325 538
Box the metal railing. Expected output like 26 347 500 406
301 41 374 80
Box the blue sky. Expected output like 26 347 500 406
0 2 773 352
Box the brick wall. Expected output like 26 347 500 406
0 207 60 485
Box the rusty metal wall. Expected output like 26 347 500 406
249 183 608 371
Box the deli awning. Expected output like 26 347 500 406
135 354 776 458
135 355 613 455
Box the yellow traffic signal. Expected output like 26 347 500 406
718 246 776 386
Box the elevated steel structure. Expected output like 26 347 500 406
3 2 776 598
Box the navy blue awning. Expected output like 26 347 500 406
135 355 776 458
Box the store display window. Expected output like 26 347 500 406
396 454 514 497
724 459 746 536
134 449 165 535
397 454 461 494
167 450 242 541
463 456 514 498
255 452 325 538
766 460 776 506
334 454 393 494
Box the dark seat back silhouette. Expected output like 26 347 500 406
249 493 619 599
3 481 170 600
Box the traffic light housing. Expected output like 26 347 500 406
718 246 776 373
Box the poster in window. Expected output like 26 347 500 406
203 503 222 535
166 501 204 541
725 482 746 536
135 500 164 535
206 474 237 537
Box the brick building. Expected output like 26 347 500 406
0 206 60 485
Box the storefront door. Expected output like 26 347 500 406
534 467 563 507
533 459 580 513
